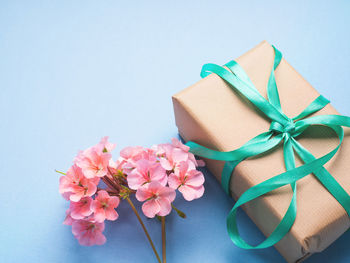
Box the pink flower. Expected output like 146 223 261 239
119 146 157 174
59 164 100 202
136 182 176 218
72 219 106 246
154 138 205 171
70 197 93 220
159 145 189 170
63 209 75 225
75 147 111 178
92 190 120 222
127 160 167 190
120 146 145 160
171 138 205 167
168 161 205 201
96 136 116 153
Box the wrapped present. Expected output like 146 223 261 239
172 41 350 262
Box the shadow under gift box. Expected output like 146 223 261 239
172 40 350 263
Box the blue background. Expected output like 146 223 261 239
1 1 350 262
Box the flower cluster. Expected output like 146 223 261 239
120 138 205 218
59 137 120 246
59 137 205 246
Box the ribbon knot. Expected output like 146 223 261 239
270 119 295 136
186 45 350 250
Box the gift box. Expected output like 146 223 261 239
172 41 350 262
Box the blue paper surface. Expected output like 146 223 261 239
1 1 350 262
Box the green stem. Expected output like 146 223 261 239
126 197 162 263
55 170 66 175
161 216 166 263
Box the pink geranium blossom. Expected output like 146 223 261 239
168 161 205 201
75 147 111 178
127 160 167 190
70 197 93 220
171 138 205 167
72 219 106 246
92 190 120 222
59 164 99 202
155 138 204 171
120 146 145 160
136 182 176 218
119 146 157 174
157 144 189 171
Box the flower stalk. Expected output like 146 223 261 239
126 197 162 263
161 216 166 263
104 172 161 263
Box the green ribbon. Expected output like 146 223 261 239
185 45 350 249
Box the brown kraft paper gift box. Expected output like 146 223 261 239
172 41 350 262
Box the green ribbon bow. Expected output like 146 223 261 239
185 46 350 249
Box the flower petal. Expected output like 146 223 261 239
97 190 109 199
70 191 84 202
135 187 151 201
171 138 190 152
86 181 97 196
158 186 176 202
105 209 119 221
156 199 172 216
127 172 146 190
94 232 107 245
179 185 204 201
142 199 160 218
196 159 205 167
167 173 181 189
109 196 120 208
94 210 106 223
171 148 188 163
150 165 167 186
186 170 205 187
159 158 173 171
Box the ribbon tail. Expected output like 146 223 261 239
291 135 350 216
